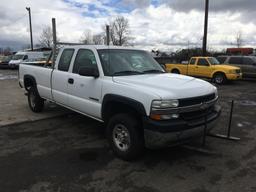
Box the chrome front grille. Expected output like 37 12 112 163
178 93 216 107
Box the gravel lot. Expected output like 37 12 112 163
0 69 256 192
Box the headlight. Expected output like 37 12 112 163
151 99 179 109
150 100 179 121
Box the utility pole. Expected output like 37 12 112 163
26 7 33 51
106 25 110 46
52 18 57 67
202 0 209 56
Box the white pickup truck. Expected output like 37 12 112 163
19 45 221 160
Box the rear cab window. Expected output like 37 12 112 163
58 49 75 71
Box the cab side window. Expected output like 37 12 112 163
198 58 209 66
58 49 74 71
73 49 97 74
190 58 196 65
229 57 242 65
243 57 254 65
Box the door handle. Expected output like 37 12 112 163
68 78 74 84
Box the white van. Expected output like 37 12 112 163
9 51 47 68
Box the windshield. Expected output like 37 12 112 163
97 49 165 76
12 54 24 60
208 57 220 65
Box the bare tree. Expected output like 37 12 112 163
39 26 53 47
80 30 93 44
109 16 130 46
93 34 104 45
236 31 243 48
80 30 104 45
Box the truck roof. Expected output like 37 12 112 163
59 45 143 51
191 56 214 59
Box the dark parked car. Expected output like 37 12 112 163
217 56 256 78
0 55 13 68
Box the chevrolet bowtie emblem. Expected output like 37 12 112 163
200 102 208 110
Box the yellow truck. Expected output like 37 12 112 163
166 57 242 84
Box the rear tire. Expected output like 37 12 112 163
106 113 144 161
172 69 180 74
28 86 44 113
213 73 226 84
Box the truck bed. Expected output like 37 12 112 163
19 63 53 100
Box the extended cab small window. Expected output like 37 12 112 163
58 49 74 71
190 58 196 65
198 58 209 66
73 49 97 74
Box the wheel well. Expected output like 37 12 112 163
213 71 226 78
171 68 180 73
102 101 143 124
24 75 36 91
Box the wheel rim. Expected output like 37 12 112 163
215 75 223 84
112 124 131 152
29 91 36 108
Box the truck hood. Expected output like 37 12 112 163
9 59 22 64
215 64 240 70
113 73 216 100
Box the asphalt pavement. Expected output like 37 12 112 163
0 69 256 192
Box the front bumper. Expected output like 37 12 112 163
143 105 221 148
226 73 242 80
8 63 19 69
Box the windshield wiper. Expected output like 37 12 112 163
143 69 165 74
112 70 144 76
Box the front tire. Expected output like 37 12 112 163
28 86 44 112
213 73 226 84
106 113 144 160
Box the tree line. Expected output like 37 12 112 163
39 16 130 47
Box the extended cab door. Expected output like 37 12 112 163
242 57 256 78
52 48 75 105
194 58 213 77
67 49 102 119
187 58 197 76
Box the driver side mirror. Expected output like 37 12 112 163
23 55 28 60
78 67 99 78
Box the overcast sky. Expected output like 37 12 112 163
0 0 255 52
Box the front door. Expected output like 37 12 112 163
242 57 256 78
67 49 102 119
194 58 212 78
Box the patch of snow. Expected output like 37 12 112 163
237 123 243 127
238 100 256 106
